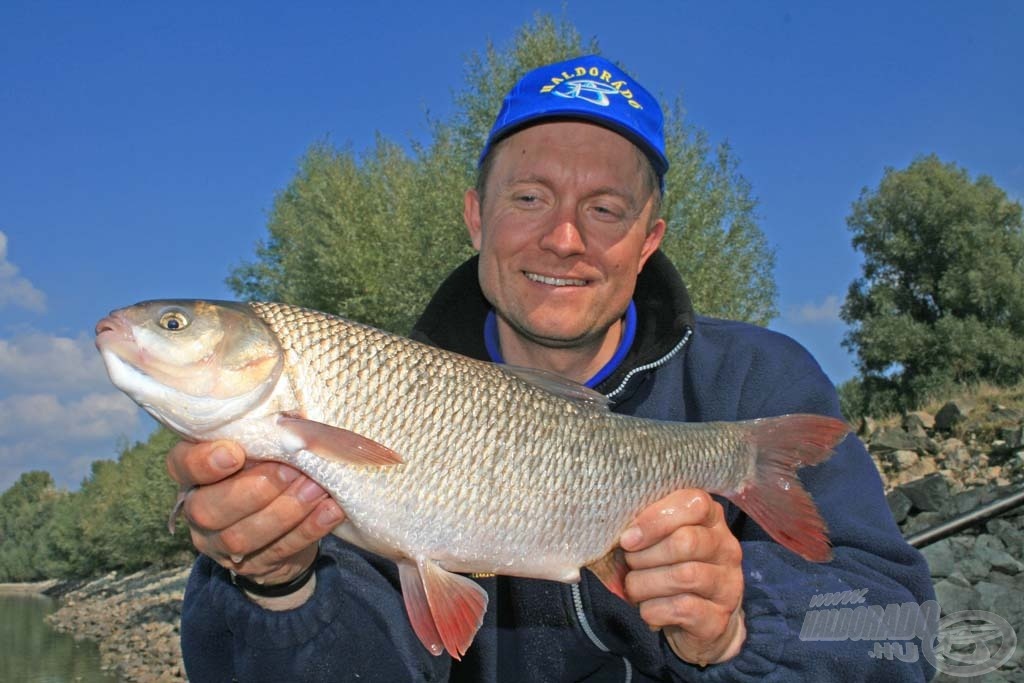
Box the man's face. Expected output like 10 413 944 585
465 121 665 353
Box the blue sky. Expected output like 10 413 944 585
1 1 1021 491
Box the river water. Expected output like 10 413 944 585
0 593 117 682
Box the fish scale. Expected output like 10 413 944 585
96 298 849 660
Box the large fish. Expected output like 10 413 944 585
95 300 848 660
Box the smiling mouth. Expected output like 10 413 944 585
524 272 588 287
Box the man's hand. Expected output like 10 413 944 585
620 489 745 667
166 441 345 588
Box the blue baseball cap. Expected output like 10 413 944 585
479 55 668 178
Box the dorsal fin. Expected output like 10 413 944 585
499 365 609 409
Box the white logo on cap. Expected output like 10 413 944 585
551 80 622 107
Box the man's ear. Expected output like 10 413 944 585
464 188 483 251
638 218 667 272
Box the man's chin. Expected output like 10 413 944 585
508 320 596 350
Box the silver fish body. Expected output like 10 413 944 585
96 299 848 659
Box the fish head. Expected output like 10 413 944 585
95 300 284 438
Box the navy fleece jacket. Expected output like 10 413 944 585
180 253 936 682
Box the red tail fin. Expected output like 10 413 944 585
723 414 849 562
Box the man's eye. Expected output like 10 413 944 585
592 205 623 220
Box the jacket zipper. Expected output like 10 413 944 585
604 328 692 401
571 582 633 683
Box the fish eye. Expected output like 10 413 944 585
158 310 190 331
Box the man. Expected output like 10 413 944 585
169 56 935 681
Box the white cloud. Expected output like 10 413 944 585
0 391 139 440
0 231 47 312
0 235 154 492
0 331 144 490
784 295 842 324
0 330 111 393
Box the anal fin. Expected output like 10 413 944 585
397 557 488 660
586 547 629 601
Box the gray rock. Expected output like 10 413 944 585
871 428 929 453
975 581 1013 613
974 533 1024 574
989 550 1024 575
933 579 980 614
949 536 975 559
939 439 973 468
945 571 972 588
922 539 956 578
986 518 1024 557
900 473 952 513
893 457 939 485
959 556 994 583
901 511 947 535
954 487 987 514
904 411 936 431
887 488 913 523
893 449 920 468
984 572 1019 589
976 533 1008 554
935 400 970 431
974 581 1024 634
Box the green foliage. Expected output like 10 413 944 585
659 114 776 324
841 155 1024 415
227 135 475 333
0 430 193 581
0 472 62 581
229 13 776 330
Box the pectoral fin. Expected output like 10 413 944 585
277 415 403 466
397 557 488 661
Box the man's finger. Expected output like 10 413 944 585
208 474 332 557
184 462 302 532
217 498 344 582
625 560 739 605
623 525 721 570
620 489 718 551
638 592 724 635
254 498 345 569
166 439 245 487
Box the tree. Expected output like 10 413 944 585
229 13 776 332
0 471 62 581
841 155 1024 414
31 429 194 578
63 429 192 574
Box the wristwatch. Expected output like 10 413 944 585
230 542 320 598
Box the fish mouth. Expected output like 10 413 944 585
94 313 133 350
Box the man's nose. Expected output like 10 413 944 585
538 211 586 256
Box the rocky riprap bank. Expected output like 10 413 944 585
867 398 1024 680
45 565 190 682
41 398 1024 682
